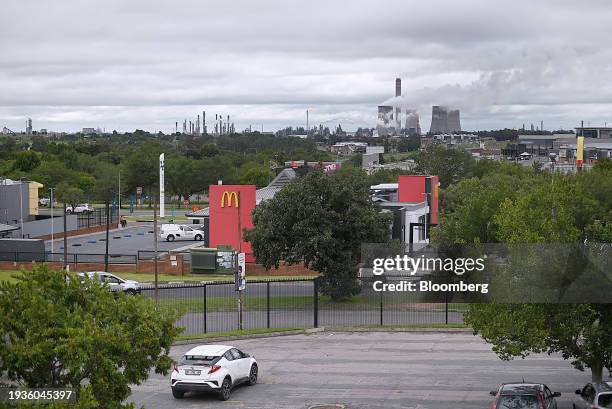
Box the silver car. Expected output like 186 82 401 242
77 272 141 295
574 382 612 409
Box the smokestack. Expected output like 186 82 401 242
395 78 401 97
203 111 206 134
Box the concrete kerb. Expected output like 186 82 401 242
172 326 472 346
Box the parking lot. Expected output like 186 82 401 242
130 331 592 409
45 224 202 255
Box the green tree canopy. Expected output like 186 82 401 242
0 265 180 408
415 144 475 188
245 169 390 300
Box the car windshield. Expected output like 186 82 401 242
599 393 612 408
180 355 220 366
497 395 539 409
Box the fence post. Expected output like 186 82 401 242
203 284 207 334
74 253 78 270
266 281 270 329
445 291 449 325
379 288 384 326
313 278 319 328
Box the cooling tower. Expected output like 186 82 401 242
377 105 395 137
405 110 421 136
429 106 448 134
447 109 461 133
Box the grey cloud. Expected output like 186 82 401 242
0 0 611 132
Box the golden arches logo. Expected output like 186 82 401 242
221 191 239 208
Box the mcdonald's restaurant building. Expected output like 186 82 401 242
186 169 439 264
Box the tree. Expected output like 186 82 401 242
239 166 272 188
436 166 612 381
123 142 162 207
414 144 475 188
12 151 41 172
465 304 612 381
0 265 180 408
165 156 205 206
245 170 390 300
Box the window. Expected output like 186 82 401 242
598 393 612 408
583 385 596 403
230 348 242 360
181 355 220 366
496 395 539 409
223 351 234 361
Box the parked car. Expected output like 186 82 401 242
160 224 204 242
171 344 258 401
66 204 94 214
77 272 140 295
490 382 561 409
574 382 612 409
39 197 50 206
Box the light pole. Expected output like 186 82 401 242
49 188 55 254
19 178 25 238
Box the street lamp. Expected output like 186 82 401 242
19 178 25 238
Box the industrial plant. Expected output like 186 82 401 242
376 78 461 137
176 110 235 136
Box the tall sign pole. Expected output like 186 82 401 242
159 153 165 218
236 191 244 330
154 193 159 309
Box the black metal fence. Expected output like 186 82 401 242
77 207 118 229
0 251 137 266
140 278 465 336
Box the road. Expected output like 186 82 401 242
130 331 592 409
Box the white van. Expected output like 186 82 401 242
160 224 205 242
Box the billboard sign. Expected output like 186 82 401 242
235 252 246 291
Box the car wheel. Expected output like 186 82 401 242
125 289 136 296
194 234 202 241
247 364 258 385
167 235 175 242
171 389 184 399
218 377 232 401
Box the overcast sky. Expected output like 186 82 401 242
1 0 612 133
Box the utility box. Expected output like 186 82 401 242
190 247 218 273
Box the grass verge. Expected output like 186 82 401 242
176 327 299 341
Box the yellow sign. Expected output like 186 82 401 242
576 136 584 168
221 191 239 208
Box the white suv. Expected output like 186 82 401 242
171 344 258 400
66 204 94 214
160 224 204 242
77 272 140 295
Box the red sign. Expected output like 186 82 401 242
323 162 341 172
209 185 256 262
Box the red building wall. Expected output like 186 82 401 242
398 175 439 225
209 185 256 262
398 176 426 203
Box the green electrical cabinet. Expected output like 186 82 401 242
190 248 218 273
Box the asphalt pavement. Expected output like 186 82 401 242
129 331 594 409
45 224 201 255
